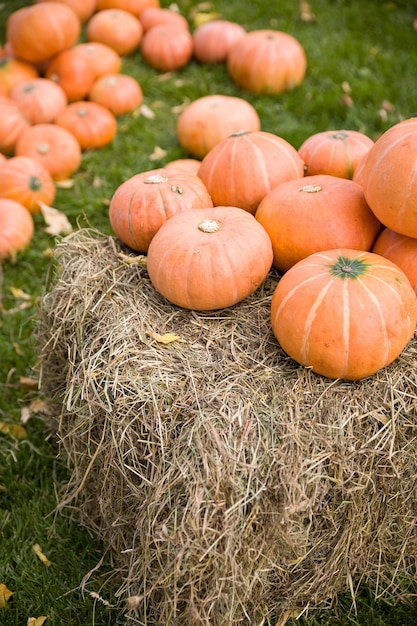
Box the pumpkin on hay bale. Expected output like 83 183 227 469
37 228 417 625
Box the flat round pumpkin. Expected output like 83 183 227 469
372 227 417 295
270 248 417 380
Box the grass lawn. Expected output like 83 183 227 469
1 0 417 624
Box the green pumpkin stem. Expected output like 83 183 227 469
328 255 370 279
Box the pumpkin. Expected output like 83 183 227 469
227 29 307 94
147 205 273 310
372 228 417 295
55 101 117 150
140 24 193 71
70 42 122 79
88 73 143 116
176 94 261 159
34 0 98 22
15 123 82 181
164 158 201 175
255 175 381 272
358 117 417 238
0 95 31 156
0 56 39 94
0 198 34 262
270 248 417 380
0 155 56 214
86 9 144 56
198 130 305 214
192 20 246 64
6 2 81 64
96 0 159 14
139 7 189 31
45 48 96 102
109 167 213 253
298 129 375 179
10 78 68 124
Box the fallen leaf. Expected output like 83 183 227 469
55 178 75 189
20 407 31 424
27 617 47 626
117 251 147 267
0 583 13 608
9 287 32 300
149 146 168 161
191 10 221 27
0 422 27 439
138 104 155 119
126 595 142 610
19 376 39 390
38 202 73 236
149 330 180 344
299 0 316 21
32 544 51 567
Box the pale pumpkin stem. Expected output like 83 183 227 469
300 184 322 193
198 219 220 233
36 142 51 155
144 174 169 184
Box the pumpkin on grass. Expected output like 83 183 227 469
147 206 273 311
0 155 56 214
109 167 213 253
0 55 39 94
139 7 189 31
0 198 34 262
45 48 96 102
140 24 193 71
86 9 144 56
34 0 98 23
55 101 117 150
372 228 417 295
70 42 122 79
270 248 417 381
10 78 68 124
88 73 143 116
0 95 31 155
192 19 246 64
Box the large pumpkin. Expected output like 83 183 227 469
176 94 261 159
359 117 417 238
0 198 34 262
0 155 56 214
255 175 381 272
298 129 375 179
372 227 417 295
147 206 273 310
227 29 307 94
270 248 417 380
109 167 213 253
197 130 305 214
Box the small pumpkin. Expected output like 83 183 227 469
255 175 381 272
45 48 96 102
15 123 82 181
0 198 34 262
6 2 81 64
372 228 417 295
0 55 39 94
0 95 31 156
0 155 56 214
55 101 118 150
88 73 143 116
198 130 305 214
140 24 193 71
96 0 159 14
10 78 68 124
147 206 274 310
86 9 144 56
227 29 307 94
70 42 122 80
109 167 213 253
298 129 375 179
34 0 98 22
176 94 261 159
270 248 417 380
192 19 246 64
139 7 188 31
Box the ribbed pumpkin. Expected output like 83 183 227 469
140 23 193 71
359 117 417 238
372 228 417 295
227 29 307 94
176 94 261 159
55 101 117 150
192 19 246 64
198 130 305 214
109 167 213 253
10 78 68 124
0 198 34 262
147 206 273 310
255 175 381 272
298 129 375 179
270 248 417 380
6 2 81 64
0 155 56 214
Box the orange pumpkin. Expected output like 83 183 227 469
0 56 39 94
55 101 118 150
139 7 188 31
86 9 143 56
140 24 193 71
34 0 98 22
198 130 305 214
255 175 381 272
270 248 417 380
15 123 82 181
6 2 81 64
0 95 31 155
176 94 261 159
70 42 122 80
193 20 246 64
10 78 68 124
359 117 417 238
0 198 34 262
227 29 307 94
88 73 143 116
109 167 213 253
298 129 375 179
45 48 96 102
372 228 417 295
0 155 56 214
96 0 159 14
164 158 201 175
147 206 273 310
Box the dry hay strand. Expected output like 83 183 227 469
37 227 417 625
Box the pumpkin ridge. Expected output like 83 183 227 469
355 275 390 365
241 134 271 195
300 277 333 364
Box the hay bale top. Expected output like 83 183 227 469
38 228 417 625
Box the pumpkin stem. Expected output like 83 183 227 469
36 142 51 155
300 184 322 193
330 131 349 141
231 129 250 137
29 175 43 192
198 219 220 233
328 255 370 279
144 174 169 184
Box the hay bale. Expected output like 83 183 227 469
37 228 417 624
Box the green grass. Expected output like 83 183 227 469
1 0 417 624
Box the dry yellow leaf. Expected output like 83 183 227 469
38 202 73 237
9 287 32 300
27 617 47 626
149 146 168 161
149 330 180 344
0 583 13 608
138 104 155 119
0 422 27 440
55 178 75 189
19 376 39 390
191 10 221 27
32 544 51 567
